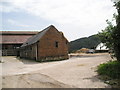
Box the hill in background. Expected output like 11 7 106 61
69 34 101 53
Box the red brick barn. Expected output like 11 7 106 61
20 25 69 61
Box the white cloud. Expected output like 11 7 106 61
7 19 16 24
7 19 36 28
1 0 117 41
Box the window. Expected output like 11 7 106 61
55 41 59 48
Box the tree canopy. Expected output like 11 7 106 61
98 1 120 61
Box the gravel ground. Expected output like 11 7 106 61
2 53 111 88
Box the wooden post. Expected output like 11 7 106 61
35 44 38 60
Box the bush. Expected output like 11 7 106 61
97 61 120 79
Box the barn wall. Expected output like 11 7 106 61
37 28 69 61
20 27 69 61
20 44 37 60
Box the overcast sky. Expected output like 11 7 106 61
0 0 117 41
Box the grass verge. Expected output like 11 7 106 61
97 60 120 88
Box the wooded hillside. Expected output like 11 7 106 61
69 35 101 52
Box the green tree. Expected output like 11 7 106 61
98 20 115 50
99 1 120 61
113 1 120 61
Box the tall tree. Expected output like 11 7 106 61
113 1 120 61
98 1 120 61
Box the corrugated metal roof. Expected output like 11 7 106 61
1 35 35 44
21 25 54 47
0 31 38 44
0 31 38 35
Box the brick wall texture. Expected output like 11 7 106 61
20 27 69 61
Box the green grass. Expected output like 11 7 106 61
97 60 120 88
97 61 120 79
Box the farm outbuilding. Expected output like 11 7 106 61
95 43 109 53
0 31 38 56
20 25 69 61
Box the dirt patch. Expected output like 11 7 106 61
77 64 86 66
2 73 74 88
2 53 112 88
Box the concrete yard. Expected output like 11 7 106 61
2 53 112 88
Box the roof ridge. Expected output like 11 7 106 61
21 25 54 47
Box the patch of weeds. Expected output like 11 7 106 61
97 61 120 79
98 75 120 88
97 60 120 88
